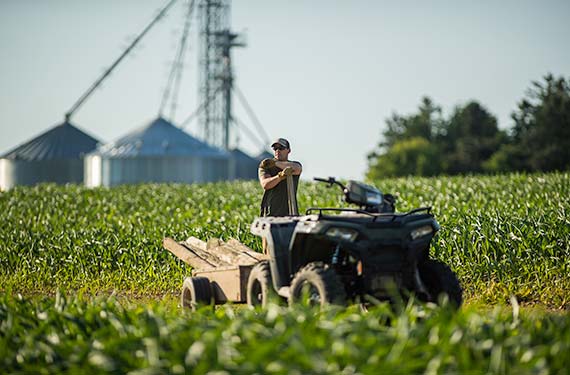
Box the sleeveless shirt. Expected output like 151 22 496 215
258 161 301 216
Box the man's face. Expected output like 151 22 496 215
273 144 290 161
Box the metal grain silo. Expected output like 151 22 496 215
0 121 99 190
256 151 273 160
229 148 262 180
84 117 229 187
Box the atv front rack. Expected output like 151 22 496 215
305 207 432 221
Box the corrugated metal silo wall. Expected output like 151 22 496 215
0 158 84 190
94 155 230 186
233 157 259 180
84 154 102 187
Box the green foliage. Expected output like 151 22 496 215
483 144 528 173
1 293 569 374
368 74 570 177
0 181 339 295
367 137 442 180
0 175 568 373
369 173 570 308
495 74 570 172
380 97 445 149
368 98 503 177
0 182 260 295
443 102 507 174
1 173 569 308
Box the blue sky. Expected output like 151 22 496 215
1 0 569 180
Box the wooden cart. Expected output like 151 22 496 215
163 236 268 309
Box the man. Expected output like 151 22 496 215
258 138 302 216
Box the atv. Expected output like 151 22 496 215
247 177 462 308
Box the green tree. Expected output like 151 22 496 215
441 101 507 174
367 97 444 178
381 97 445 149
367 137 441 179
506 74 570 171
367 74 570 177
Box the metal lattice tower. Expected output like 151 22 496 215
198 0 244 150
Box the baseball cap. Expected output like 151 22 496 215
271 138 290 149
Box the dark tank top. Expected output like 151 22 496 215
258 161 301 216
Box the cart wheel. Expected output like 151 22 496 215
246 261 272 307
181 277 213 311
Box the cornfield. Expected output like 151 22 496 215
1 172 568 373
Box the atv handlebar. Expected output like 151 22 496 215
313 177 346 191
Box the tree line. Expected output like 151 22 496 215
366 74 570 178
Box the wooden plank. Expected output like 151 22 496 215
226 238 269 261
212 243 260 266
205 239 258 265
163 237 215 269
185 236 207 251
183 237 232 267
186 236 266 265
165 236 267 270
206 238 224 250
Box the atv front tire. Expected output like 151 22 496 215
181 277 213 311
418 260 463 307
289 262 347 307
246 261 273 307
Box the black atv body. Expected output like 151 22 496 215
248 177 462 308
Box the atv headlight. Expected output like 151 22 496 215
326 227 359 242
410 225 433 240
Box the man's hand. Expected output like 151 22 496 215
278 166 293 178
260 158 276 169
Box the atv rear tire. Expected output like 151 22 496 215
289 262 347 307
181 277 213 311
247 261 273 307
418 260 463 308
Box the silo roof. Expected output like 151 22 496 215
256 150 273 160
93 117 227 157
231 148 258 161
1 121 99 161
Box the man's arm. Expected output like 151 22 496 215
259 172 285 190
275 161 302 175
